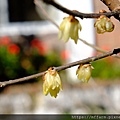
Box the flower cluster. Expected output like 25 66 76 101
42 64 94 98
58 15 82 44
94 15 114 34
58 13 115 42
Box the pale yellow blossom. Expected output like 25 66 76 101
94 15 114 34
58 15 82 44
76 64 94 83
43 67 62 98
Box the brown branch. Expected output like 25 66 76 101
0 48 120 87
55 48 120 71
100 0 120 11
0 71 45 87
35 0 120 59
100 0 120 21
41 0 120 19
1 0 120 87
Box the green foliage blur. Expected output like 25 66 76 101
0 36 62 82
92 57 120 79
1 36 119 83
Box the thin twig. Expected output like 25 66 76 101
79 38 106 53
34 0 59 28
55 48 120 71
35 0 120 59
1 0 120 87
0 48 120 87
41 0 120 19
0 72 45 87
79 38 120 59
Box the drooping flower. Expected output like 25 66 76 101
58 15 82 44
76 64 94 83
94 15 114 34
43 67 62 98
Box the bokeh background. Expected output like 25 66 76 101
0 0 120 114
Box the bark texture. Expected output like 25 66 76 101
101 0 120 21
101 0 120 10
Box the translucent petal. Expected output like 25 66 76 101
76 64 93 83
49 87 60 98
42 69 62 98
58 16 82 43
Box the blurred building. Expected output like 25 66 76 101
0 0 63 57
0 0 58 39
0 0 119 49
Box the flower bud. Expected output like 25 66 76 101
43 67 62 98
76 64 94 83
58 15 82 44
94 15 114 34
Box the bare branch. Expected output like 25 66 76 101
34 0 59 28
34 1 120 59
54 48 120 71
41 0 120 19
100 0 120 11
1 0 120 87
0 71 46 87
100 0 120 21
78 38 120 59
0 48 120 87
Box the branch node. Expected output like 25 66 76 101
42 0 54 4
113 48 120 54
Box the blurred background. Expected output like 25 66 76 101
0 0 120 114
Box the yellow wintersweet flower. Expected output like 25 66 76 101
94 15 114 34
58 15 82 44
76 64 94 83
43 67 62 98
